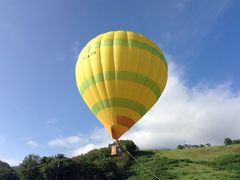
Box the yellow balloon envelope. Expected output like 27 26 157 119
76 30 168 140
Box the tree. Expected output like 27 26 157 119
232 139 240 144
40 154 75 180
224 138 232 145
118 140 138 155
0 160 19 180
205 143 211 147
199 144 205 148
39 156 58 180
72 157 106 179
177 145 184 149
0 161 11 169
95 158 119 179
19 154 43 180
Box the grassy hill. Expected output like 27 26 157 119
1 142 239 179
126 144 240 179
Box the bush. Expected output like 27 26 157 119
177 145 184 149
212 154 240 171
224 138 233 145
224 138 240 145
118 140 138 155
232 139 240 144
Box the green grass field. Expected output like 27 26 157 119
125 144 240 179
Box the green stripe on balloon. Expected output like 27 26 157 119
79 71 162 99
91 98 147 117
81 38 167 68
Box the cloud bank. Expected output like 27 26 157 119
48 136 83 148
0 158 21 167
122 61 240 149
55 59 240 156
71 128 112 156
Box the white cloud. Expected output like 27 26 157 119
89 127 112 143
72 144 102 156
25 137 39 147
49 128 112 156
0 158 21 167
48 136 83 148
59 57 240 155
27 140 39 147
70 127 112 156
121 60 240 149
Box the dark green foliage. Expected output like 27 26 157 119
212 154 240 171
0 140 139 179
39 156 57 180
126 154 184 179
224 138 240 145
40 155 106 180
134 150 155 157
76 146 121 179
71 158 106 179
0 160 19 180
13 140 137 179
94 158 119 179
80 147 111 163
224 137 233 145
118 140 138 155
18 154 43 180
177 145 184 149
2 140 240 179
0 161 11 169
177 143 211 149
232 139 240 144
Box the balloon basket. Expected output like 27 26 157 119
111 140 122 156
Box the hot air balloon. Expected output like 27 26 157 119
75 31 168 152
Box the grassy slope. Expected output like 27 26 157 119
152 144 240 161
125 144 240 180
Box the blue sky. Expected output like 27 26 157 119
0 0 240 165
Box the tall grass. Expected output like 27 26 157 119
125 144 240 179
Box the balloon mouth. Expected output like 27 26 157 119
107 116 135 140
110 125 128 140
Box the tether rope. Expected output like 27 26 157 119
118 141 160 180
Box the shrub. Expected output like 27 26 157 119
212 154 240 171
224 138 232 145
177 145 184 149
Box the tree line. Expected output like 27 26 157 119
177 137 240 149
224 137 240 145
0 140 138 180
177 143 211 149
